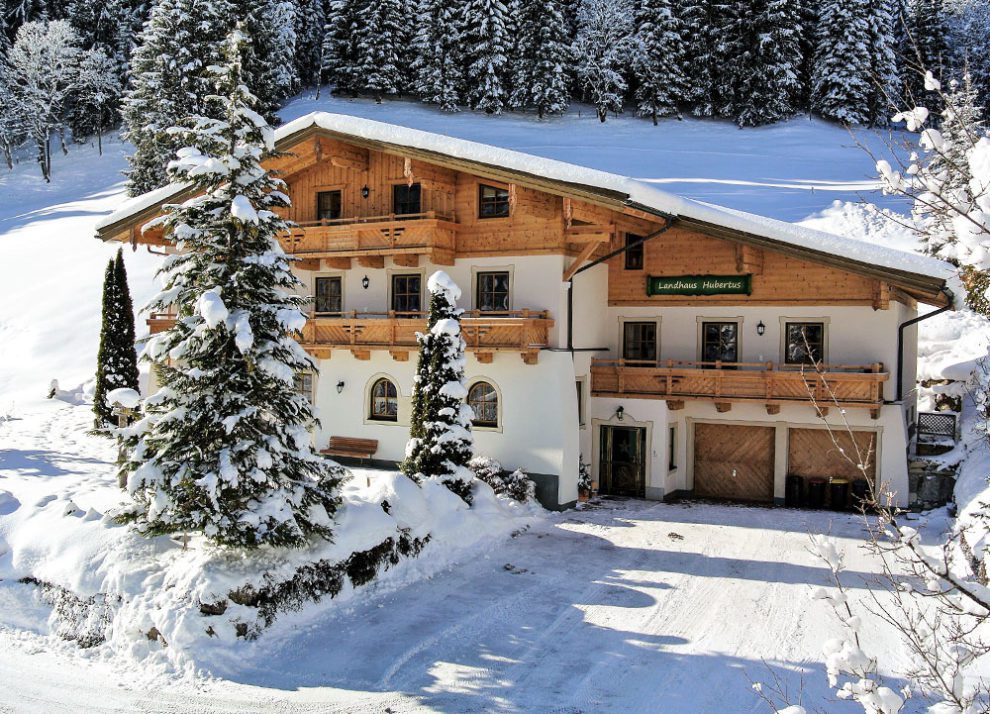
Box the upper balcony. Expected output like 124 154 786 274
590 358 888 418
147 309 554 364
282 212 458 267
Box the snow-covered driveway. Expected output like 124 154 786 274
1 496 910 713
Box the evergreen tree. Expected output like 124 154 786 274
94 248 139 428
410 0 463 112
241 0 297 123
0 55 21 169
946 0 990 114
678 0 716 116
118 27 344 547
793 0 818 111
812 0 874 124
509 0 571 118
322 0 362 96
865 0 900 123
631 0 684 124
461 0 511 114
122 0 230 195
401 271 475 504
293 0 326 89
904 0 948 103
354 0 404 102
572 0 631 122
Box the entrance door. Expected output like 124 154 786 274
599 425 647 497
693 423 775 502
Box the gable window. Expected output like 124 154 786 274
701 321 739 367
622 321 657 365
317 190 342 221
785 322 825 365
391 273 422 315
476 271 510 312
624 234 644 270
370 378 398 421
294 372 314 404
478 184 510 218
314 276 342 315
393 183 422 216
468 381 498 428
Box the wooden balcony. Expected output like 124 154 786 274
147 310 554 364
282 212 457 267
590 359 888 418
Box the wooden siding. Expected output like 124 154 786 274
787 428 878 483
693 423 775 502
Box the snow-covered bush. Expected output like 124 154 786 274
468 456 536 503
578 455 592 496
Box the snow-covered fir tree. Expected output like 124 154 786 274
865 0 900 124
631 0 684 124
94 248 139 428
793 0 818 111
65 0 134 76
400 271 475 504
122 0 230 195
460 0 511 114
728 0 803 126
293 0 326 88
904 0 948 103
946 0 990 113
241 0 297 123
708 0 744 118
410 0 463 112
678 0 716 117
509 0 571 118
812 0 874 124
6 19 80 180
355 0 405 102
322 0 362 97
0 57 20 169
70 45 122 153
118 27 344 547
572 0 631 122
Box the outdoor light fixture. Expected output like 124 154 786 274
616 405 625 421
336 380 345 394
361 184 370 199
756 320 766 336
361 275 370 289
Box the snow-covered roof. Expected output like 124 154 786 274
96 112 955 302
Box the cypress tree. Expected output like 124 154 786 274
94 248 139 428
509 0 572 119
117 27 344 547
631 0 685 124
411 0 463 112
401 272 475 504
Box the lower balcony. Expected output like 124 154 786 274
148 310 555 364
590 358 888 418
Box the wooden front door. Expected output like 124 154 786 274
599 426 647 497
693 423 775 502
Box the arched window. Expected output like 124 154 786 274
468 381 498 428
370 378 398 421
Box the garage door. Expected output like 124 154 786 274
788 429 877 482
693 423 775 502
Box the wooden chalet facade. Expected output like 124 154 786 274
97 113 953 509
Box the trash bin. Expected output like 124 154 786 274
785 474 804 508
806 478 827 509
830 478 851 511
851 479 870 510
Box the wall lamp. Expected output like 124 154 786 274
361 275 370 289
361 185 370 199
756 320 766 336
615 405 625 421
336 380 345 394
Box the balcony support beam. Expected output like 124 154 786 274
357 255 385 269
323 257 352 270
389 350 410 361
766 404 780 415
393 254 419 267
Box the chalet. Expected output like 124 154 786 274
95 113 955 510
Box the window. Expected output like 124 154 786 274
668 425 677 470
478 184 510 218
701 321 738 367
576 379 585 427
294 372 314 404
468 381 498 428
391 274 422 314
624 233 644 270
370 378 398 422
622 321 657 365
784 322 825 365
314 276 342 314
476 271 510 312
393 183 422 216
317 190 342 221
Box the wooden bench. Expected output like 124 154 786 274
321 436 379 462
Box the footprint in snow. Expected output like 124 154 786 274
668 531 684 541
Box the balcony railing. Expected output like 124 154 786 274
147 310 554 364
590 359 888 416
282 212 457 262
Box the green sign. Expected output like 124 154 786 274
647 274 752 297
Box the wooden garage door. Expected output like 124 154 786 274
693 423 775 502
788 429 877 482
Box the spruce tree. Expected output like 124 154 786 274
865 0 900 124
323 0 362 97
631 0 685 124
572 0 631 122
904 0 948 103
94 248 139 428
241 0 297 123
410 0 463 112
678 0 716 117
400 271 475 504
509 0 571 118
812 0 873 124
793 0 818 111
355 0 404 102
122 0 231 195
461 0 511 114
118 27 344 547
293 0 326 88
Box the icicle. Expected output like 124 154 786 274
403 157 414 187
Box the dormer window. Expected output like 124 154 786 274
317 190 341 221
